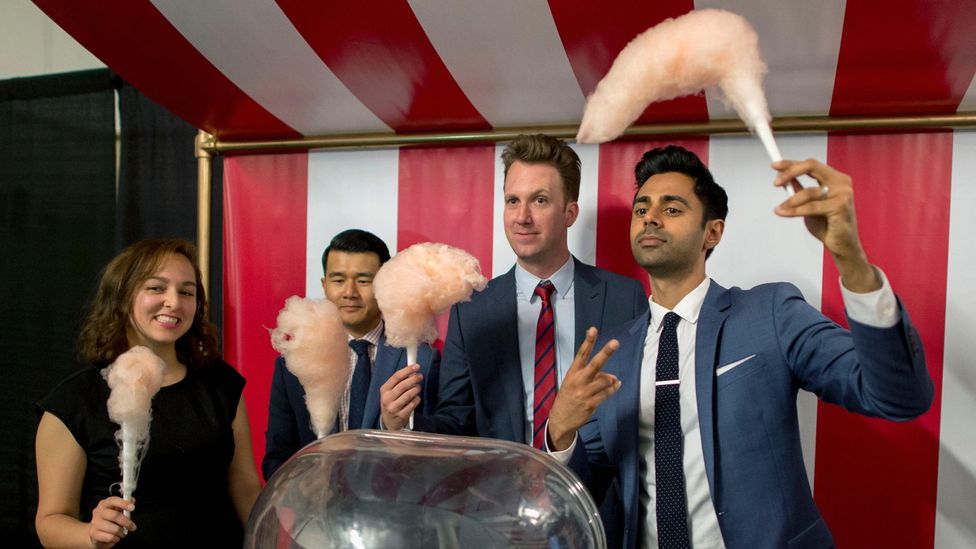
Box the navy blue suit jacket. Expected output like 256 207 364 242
567 281 934 549
414 258 647 444
262 333 440 480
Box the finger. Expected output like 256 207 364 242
773 158 833 187
382 364 420 389
589 375 622 404
570 327 599 371
584 339 619 374
395 396 421 419
389 385 422 412
382 374 422 406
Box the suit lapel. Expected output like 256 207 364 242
608 313 651 462
492 267 526 443
573 259 606 349
364 333 404 429
695 281 731 492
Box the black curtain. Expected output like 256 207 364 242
0 69 117 547
116 80 224 333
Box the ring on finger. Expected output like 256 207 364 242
819 185 829 200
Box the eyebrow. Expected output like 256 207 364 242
632 194 692 208
327 271 375 278
147 276 196 287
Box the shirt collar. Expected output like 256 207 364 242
514 256 575 301
348 319 384 346
649 278 711 332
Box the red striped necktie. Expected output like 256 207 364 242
532 280 557 449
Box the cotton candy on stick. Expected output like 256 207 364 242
577 9 783 164
102 346 166 519
374 243 488 365
271 297 349 438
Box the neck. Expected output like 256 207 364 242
151 345 186 385
347 318 381 340
647 265 707 310
518 249 571 280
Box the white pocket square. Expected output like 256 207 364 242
716 354 757 376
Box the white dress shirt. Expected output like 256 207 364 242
515 257 576 443
551 269 899 548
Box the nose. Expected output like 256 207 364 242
341 279 359 298
643 205 663 228
163 287 180 308
515 202 532 224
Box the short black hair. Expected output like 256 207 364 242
634 145 728 259
321 229 391 273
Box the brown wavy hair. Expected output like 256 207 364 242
77 239 218 368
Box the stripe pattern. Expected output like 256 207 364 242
31 0 976 139
532 280 557 449
26 0 974 547
224 131 976 548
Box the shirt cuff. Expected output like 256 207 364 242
543 420 577 464
839 266 898 328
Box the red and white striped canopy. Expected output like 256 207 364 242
32 0 976 141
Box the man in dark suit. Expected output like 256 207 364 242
262 229 440 480
546 146 934 548
380 134 647 447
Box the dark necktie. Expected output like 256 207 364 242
655 312 689 548
532 280 556 449
347 339 371 430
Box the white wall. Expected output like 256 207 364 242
0 0 104 80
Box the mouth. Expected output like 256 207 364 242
154 314 182 328
635 232 666 247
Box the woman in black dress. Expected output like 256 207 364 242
35 239 261 548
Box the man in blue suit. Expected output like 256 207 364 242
262 229 439 480
380 134 647 448
546 146 933 548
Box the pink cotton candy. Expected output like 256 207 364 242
102 345 166 507
373 243 488 351
103 346 166 430
270 296 349 438
577 9 780 160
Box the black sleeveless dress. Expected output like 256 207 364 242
38 360 246 548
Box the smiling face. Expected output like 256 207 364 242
503 161 579 277
630 172 723 281
126 253 198 354
321 250 383 338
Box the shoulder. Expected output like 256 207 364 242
577 262 644 290
37 365 105 413
194 359 246 394
726 281 804 306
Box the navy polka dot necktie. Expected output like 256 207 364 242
655 312 689 548
348 339 371 430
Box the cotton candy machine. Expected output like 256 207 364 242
245 430 605 548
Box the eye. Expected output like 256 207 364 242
664 207 682 216
180 290 196 297
147 285 164 292
633 207 647 217
357 279 372 286
534 196 548 204
505 197 518 205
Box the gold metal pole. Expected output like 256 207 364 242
200 112 976 154
195 130 214 293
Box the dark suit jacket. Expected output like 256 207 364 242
414 258 647 443
262 333 440 480
567 281 934 549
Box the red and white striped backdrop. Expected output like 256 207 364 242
31 0 976 139
224 131 974 549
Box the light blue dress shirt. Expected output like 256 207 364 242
514 257 576 443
